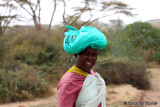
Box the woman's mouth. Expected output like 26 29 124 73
85 62 92 67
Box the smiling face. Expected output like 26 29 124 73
75 47 98 73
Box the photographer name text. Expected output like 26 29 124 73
123 101 158 106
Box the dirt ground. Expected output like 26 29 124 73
0 63 160 107
140 68 160 107
0 88 57 107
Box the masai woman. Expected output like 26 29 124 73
57 25 107 107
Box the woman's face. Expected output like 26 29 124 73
75 47 98 73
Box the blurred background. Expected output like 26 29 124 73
0 0 160 107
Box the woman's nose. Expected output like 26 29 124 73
87 55 93 60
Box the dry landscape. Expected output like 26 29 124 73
0 62 160 107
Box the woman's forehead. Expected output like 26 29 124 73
81 47 98 53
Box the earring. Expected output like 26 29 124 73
71 56 76 64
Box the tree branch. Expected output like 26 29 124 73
80 9 93 27
38 0 41 24
69 0 89 26
14 0 33 16
86 13 114 26
35 0 39 12
62 0 66 24
48 0 57 31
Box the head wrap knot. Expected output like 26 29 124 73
63 25 107 54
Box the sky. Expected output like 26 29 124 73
114 0 160 24
9 0 160 26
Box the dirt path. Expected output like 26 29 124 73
0 88 57 107
0 67 160 107
106 68 160 107
140 68 160 107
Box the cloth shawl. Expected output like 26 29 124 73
64 25 107 54
76 73 106 107
57 66 105 107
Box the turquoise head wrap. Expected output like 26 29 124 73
63 25 107 54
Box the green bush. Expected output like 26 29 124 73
95 61 151 90
103 26 142 59
35 44 60 66
0 29 63 103
0 65 49 103
0 40 6 61
124 22 160 50
14 43 60 66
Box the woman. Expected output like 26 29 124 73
57 25 107 107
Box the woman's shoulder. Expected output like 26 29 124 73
58 71 85 87
63 71 86 81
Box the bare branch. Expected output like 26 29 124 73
80 10 93 27
2 15 17 34
85 13 115 26
48 0 57 31
14 0 33 16
38 0 41 24
35 0 39 12
62 0 66 24
26 1 35 16
69 0 89 26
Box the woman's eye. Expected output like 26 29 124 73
83 53 88 55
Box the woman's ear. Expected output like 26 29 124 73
71 55 76 64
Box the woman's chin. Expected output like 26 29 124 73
84 66 93 73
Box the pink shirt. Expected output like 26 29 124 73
57 68 101 107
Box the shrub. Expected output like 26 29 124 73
0 64 50 103
0 40 6 61
94 61 151 90
14 43 60 67
35 44 60 66
124 22 160 50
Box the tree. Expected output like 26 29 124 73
0 0 17 35
61 0 134 29
14 0 42 30
124 22 160 51
14 0 58 32
48 0 57 31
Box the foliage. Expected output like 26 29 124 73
14 43 60 66
61 0 134 28
0 30 63 103
0 0 134 32
103 21 160 63
0 40 6 60
98 44 111 56
35 44 60 65
95 59 151 90
123 22 160 50
0 21 156 103
2 31 61 68
14 0 42 30
0 64 49 103
103 20 143 61
94 21 152 90
0 0 17 35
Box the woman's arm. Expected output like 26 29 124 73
57 82 82 107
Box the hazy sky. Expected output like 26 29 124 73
116 0 160 24
10 0 160 26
